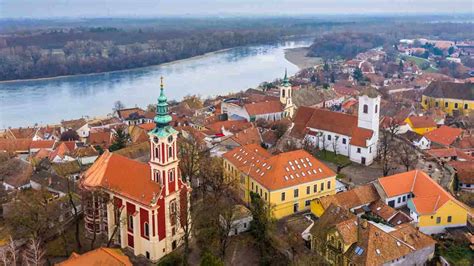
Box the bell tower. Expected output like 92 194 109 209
149 77 179 197
279 69 295 117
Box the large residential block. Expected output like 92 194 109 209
421 81 474 115
223 144 336 219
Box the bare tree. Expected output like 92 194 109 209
178 133 204 184
113 101 125 115
23 238 46 266
67 181 82 251
216 200 237 259
178 187 193 265
377 130 397 176
398 142 418 171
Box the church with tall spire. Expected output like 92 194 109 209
81 77 191 262
279 69 295 118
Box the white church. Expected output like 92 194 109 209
292 94 380 165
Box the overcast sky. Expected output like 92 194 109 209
0 0 472 18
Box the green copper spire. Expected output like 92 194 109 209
154 76 172 127
282 68 291 87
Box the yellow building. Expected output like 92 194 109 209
404 115 437 135
376 170 470 234
421 81 474 115
223 144 336 219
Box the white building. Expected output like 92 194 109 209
292 95 380 165
219 205 253 236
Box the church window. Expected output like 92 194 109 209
168 146 172 159
375 104 378 113
282 89 285 98
169 169 175 182
155 147 159 160
342 138 347 144
363 104 368 114
128 215 133 230
144 222 149 237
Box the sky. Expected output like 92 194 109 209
0 0 472 18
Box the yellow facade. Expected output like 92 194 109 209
422 95 474 116
310 199 327 217
404 117 437 135
223 159 336 219
416 200 468 229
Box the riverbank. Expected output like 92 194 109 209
0 48 233 84
284 47 323 69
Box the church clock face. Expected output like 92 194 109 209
153 136 159 144
168 135 173 143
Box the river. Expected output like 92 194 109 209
0 39 312 128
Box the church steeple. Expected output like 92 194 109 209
154 77 172 128
282 68 291 87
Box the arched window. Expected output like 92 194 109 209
169 169 175 182
282 89 285 98
168 146 172 159
154 147 159 160
155 171 161 184
363 104 368 114
128 215 133 230
375 104 378 113
144 222 149 237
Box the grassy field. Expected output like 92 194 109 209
400 55 438 73
314 150 351 166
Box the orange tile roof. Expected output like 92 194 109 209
426 148 473 160
378 170 466 215
424 126 463 146
0 138 32 152
30 140 56 149
81 151 161 206
34 148 52 160
7 127 37 139
244 100 283 116
223 144 335 191
89 131 113 148
138 122 155 131
57 247 132 266
49 142 71 160
407 116 437 129
230 127 261 146
317 184 380 211
449 161 474 184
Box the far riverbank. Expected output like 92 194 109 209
284 47 323 69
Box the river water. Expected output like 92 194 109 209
0 39 312 128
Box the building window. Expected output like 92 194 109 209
305 200 310 206
402 195 406 202
320 183 324 191
447 216 452 223
240 175 245 184
282 89 285 98
264 192 267 201
306 186 310 194
144 222 149 237
313 184 317 193
169 170 175 182
445 102 449 108
435 101 439 107
363 104 368 114
397 197 401 203
375 104 378 113
294 189 299 198
436 217 441 224
454 103 459 109
146 252 150 259
342 138 346 144
281 192 285 201
327 181 331 189
465 104 469 109
168 146 173 158
252 182 254 190
128 215 134 230
256 185 258 192
327 135 331 141
424 99 427 105
357 148 361 153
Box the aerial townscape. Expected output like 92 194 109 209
0 1 473 266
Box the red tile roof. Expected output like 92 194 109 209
291 107 373 147
81 151 161 206
89 131 113 148
206 120 252 135
230 127 261 146
407 116 437 128
0 139 32 152
223 144 335 191
378 170 466 215
244 101 283 116
30 140 56 149
424 126 463 146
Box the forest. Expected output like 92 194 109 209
0 17 349 81
0 17 472 81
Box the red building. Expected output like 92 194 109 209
81 78 191 262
